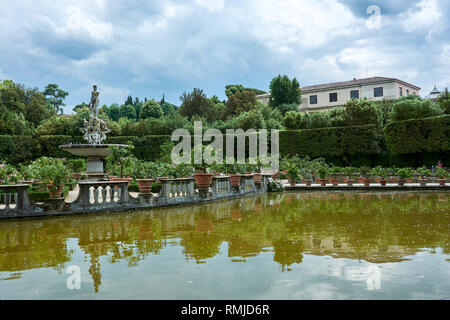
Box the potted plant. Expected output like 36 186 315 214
435 167 448 186
68 159 85 180
286 165 299 186
371 166 388 186
192 145 214 190
359 166 371 186
106 144 135 186
35 157 70 198
299 166 313 186
134 160 157 193
0 163 21 185
251 156 270 184
343 167 355 186
170 163 194 179
396 168 412 186
316 165 329 186
329 166 341 186
17 163 34 184
415 166 431 186
156 162 172 183
388 166 398 183
224 163 244 187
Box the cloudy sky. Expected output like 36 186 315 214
0 0 449 113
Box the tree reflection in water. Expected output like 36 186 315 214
0 192 448 292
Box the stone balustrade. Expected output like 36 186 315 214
241 174 256 193
0 174 272 220
211 176 232 198
157 178 196 204
71 181 132 210
0 184 43 217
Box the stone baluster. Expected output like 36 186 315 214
0 185 43 217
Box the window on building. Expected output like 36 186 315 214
406 89 409 95
309 95 317 105
350 90 359 99
399 87 403 97
329 92 338 102
374 87 383 97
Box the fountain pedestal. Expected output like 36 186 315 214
59 144 128 181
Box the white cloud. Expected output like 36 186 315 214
0 0 449 106
400 0 442 34
195 0 225 12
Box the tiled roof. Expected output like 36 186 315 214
301 77 420 92
256 77 421 98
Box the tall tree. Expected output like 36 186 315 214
179 88 218 123
269 75 301 108
222 90 257 119
119 104 136 120
140 100 163 119
124 95 133 106
43 83 68 114
437 87 450 114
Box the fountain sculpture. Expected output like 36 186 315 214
60 85 127 180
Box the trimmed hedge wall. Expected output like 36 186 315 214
279 124 382 158
0 135 36 163
106 135 171 161
1 116 448 167
385 115 450 154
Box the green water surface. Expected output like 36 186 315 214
0 191 449 299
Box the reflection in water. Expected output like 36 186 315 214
0 192 449 298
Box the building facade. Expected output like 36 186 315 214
256 77 421 112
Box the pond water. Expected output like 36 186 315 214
0 191 449 300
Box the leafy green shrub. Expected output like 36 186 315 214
267 180 284 192
435 167 448 178
397 167 412 179
390 98 443 122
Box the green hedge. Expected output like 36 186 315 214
106 135 172 161
385 115 450 154
0 135 36 163
280 124 382 158
37 135 85 159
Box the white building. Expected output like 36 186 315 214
424 86 441 101
256 77 421 112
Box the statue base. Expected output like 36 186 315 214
85 158 107 181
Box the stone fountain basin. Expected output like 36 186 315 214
59 144 128 158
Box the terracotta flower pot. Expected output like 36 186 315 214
437 178 447 186
379 179 387 186
358 177 365 183
346 179 354 187
305 180 312 186
289 180 296 186
330 178 339 186
111 177 133 186
136 179 154 193
363 178 371 187
47 184 64 198
253 173 262 184
193 173 214 189
318 179 327 186
418 178 427 186
398 179 406 186
72 173 82 180
229 174 241 186
157 176 169 184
